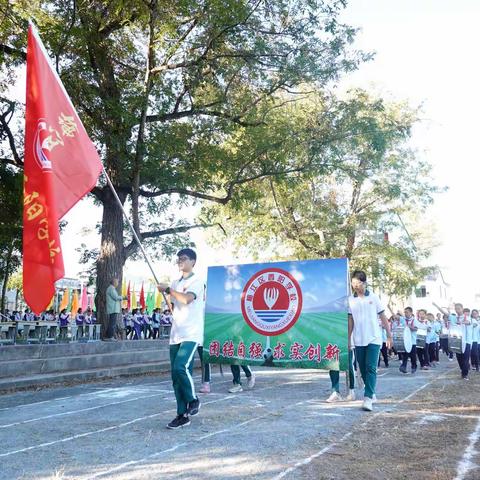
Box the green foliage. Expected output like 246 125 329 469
203 90 442 301
1 0 366 265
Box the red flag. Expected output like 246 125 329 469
23 25 103 314
127 281 131 311
139 282 146 310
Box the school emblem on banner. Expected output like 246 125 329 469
241 268 303 336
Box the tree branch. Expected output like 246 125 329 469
146 107 265 126
141 222 224 239
123 222 224 258
0 99 23 168
0 44 26 61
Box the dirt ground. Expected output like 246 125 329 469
290 362 480 480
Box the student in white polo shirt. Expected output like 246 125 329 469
157 248 204 429
348 270 392 412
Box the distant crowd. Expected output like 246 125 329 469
0 307 173 340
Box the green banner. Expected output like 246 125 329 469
204 258 349 371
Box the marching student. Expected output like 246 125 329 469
348 270 392 412
378 321 389 368
434 303 455 360
399 307 419 374
416 309 430 370
197 345 212 394
326 345 356 402
229 364 255 393
471 309 479 372
426 312 439 366
458 307 472 380
157 248 204 429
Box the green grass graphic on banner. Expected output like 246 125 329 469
203 258 349 371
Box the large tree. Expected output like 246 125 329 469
202 90 442 309
0 1 367 331
0 161 22 313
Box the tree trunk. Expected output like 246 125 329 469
1 244 13 313
95 188 126 338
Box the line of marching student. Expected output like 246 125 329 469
386 303 478 380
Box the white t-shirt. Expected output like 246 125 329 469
348 291 385 347
169 274 205 345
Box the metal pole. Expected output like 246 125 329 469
102 168 172 311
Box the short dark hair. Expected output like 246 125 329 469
351 270 367 282
404 307 413 313
418 309 427 314
177 248 197 261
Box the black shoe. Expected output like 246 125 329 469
166 415 190 429
399 366 407 374
188 397 201 416
411 368 417 374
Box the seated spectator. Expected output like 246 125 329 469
124 310 134 339
132 308 143 340
143 309 154 339
161 309 172 337
59 309 70 341
75 308 85 339
151 308 161 339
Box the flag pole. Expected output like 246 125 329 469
102 168 172 311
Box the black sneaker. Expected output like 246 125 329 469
411 368 417 374
166 415 190 429
399 365 407 374
188 397 201 416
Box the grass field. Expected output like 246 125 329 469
204 311 349 370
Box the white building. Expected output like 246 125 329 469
410 269 451 313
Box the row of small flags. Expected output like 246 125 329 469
121 280 164 311
55 281 163 315
57 287 94 313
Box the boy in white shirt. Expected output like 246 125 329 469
348 270 392 411
158 248 204 429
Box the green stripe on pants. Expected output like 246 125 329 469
354 344 381 399
170 342 198 415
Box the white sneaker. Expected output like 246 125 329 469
326 391 342 403
362 397 373 411
199 382 210 394
246 374 255 389
345 389 356 401
228 384 243 393
372 394 377 403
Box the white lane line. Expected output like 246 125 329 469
0 383 171 412
0 379 238 428
0 395 235 458
272 370 454 480
89 396 318 479
454 417 480 480
0 392 172 429
0 376 317 459
0 374 233 413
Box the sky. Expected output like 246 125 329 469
56 0 480 303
